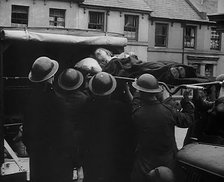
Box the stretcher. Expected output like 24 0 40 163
1 27 223 182
112 75 223 95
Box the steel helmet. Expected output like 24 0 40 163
132 73 162 93
147 166 174 182
89 72 117 96
28 56 59 82
58 68 84 91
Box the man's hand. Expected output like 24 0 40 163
183 90 192 102
181 90 195 113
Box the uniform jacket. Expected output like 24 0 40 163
24 84 74 182
131 97 194 182
56 89 89 167
83 98 135 182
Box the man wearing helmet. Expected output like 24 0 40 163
130 74 194 182
24 57 72 182
83 72 135 182
55 68 89 172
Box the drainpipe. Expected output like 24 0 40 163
182 23 185 64
0 43 4 167
105 10 109 35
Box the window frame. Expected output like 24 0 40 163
155 23 169 47
205 64 214 78
210 27 222 51
11 5 29 27
184 25 197 49
124 14 139 41
188 61 216 78
49 8 66 28
88 11 105 31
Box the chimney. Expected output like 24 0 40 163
218 0 224 13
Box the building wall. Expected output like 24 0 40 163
0 0 149 60
78 9 149 60
169 23 183 50
124 13 149 61
107 11 123 34
148 22 184 63
0 0 79 28
1 0 224 76
147 20 224 77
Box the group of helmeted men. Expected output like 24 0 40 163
22 48 224 182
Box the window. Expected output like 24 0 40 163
155 23 168 47
189 62 215 77
11 5 29 27
184 26 196 48
205 64 214 78
88 11 105 31
210 27 221 50
49 8 65 27
124 15 139 40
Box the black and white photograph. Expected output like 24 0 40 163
0 0 224 182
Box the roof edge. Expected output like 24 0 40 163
208 13 224 16
149 16 216 25
79 3 152 14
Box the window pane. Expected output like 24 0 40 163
12 5 28 14
49 21 55 26
125 16 135 27
155 24 167 36
185 26 196 37
11 5 29 26
88 12 104 31
205 64 213 77
190 28 195 37
49 17 54 21
210 27 221 50
124 15 139 40
155 24 168 47
184 26 196 48
155 36 167 46
49 8 65 27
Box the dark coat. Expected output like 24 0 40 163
83 98 135 182
202 97 224 144
24 84 74 182
184 90 214 145
131 98 194 182
56 90 89 167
